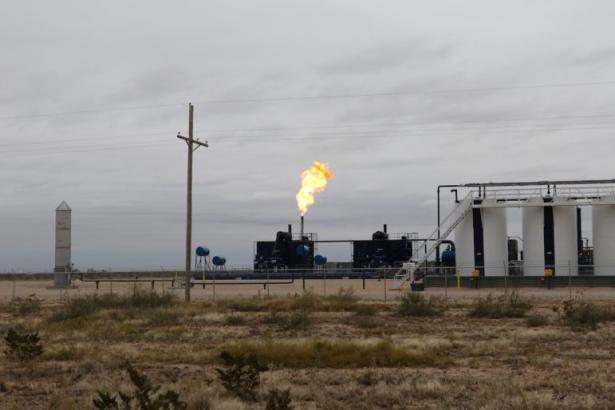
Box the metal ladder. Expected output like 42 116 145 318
393 192 475 289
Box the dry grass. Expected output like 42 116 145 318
2 290 615 408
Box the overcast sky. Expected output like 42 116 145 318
1 1 615 271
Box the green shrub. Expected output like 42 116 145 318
224 315 247 326
3 328 43 361
290 292 321 312
219 298 267 312
356 371 378 386
11 295 42 316
525 314 548 327
93 362 186 409
224 339 445 368
216 351 267 401
562 300 611 331
51 291 177 321
264 309 311 332
325 287 358 311
264 388 292 410
397 293 446 317
282 310 311 331
353 316 380 329
469 291 531 319
354 303 378 316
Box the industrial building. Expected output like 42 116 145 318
394 178 615 288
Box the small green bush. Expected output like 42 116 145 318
282 310 311 331
469 291 531 319
397 293 446 317
525 314 548 327
290 292 321 312
216 351 267 402
354 304 378 316
563 300 611 331
225 315 247 326
356 371 378 386
325 287 358 311
51 291 177 321
93 362 186 409
11 295 42 316
3 328 43 361
264 309 311 332
219 298 267 312
224 339 445 368
264 388 292 410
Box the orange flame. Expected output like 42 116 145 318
296 161 334 216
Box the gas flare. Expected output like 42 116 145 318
296 161 334 216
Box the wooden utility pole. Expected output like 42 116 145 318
177 103 208 302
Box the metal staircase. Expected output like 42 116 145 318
393 192 475 289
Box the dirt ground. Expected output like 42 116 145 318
2 283 615 409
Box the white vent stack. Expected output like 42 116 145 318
54 201 72 288
592 195 615 275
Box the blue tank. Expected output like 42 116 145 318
314 255 328 265
296 244 310 256
212 256 226 266
196 246 210 257
441 248 456 266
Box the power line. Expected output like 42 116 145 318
191 80 615 105
0 103 185 121
198 112 615 134
2 123 613 158
2 79 615 121
5 111 615 149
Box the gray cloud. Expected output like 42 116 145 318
2 0 615 271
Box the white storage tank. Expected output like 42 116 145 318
553 198 578 275
592 195 615 275
455 208 475 277
522 198 544 276
481 200 508 276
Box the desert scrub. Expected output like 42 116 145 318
3 328 43 361
354 303 378 316
93 362 187 409
469 290 531 318
216 351 267 402
222 339 446 368
224 314 247 326
563 299 612 331
10 295 42 316
264 388 292 410
264 309 311 332
324 287 358 311
50 291 177 321
525 314 548 327
219 298 267 312
397 293 446 317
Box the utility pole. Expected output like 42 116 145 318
177 103 208 302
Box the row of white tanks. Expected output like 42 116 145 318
455 196 615 276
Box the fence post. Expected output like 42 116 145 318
504 260 508 295
383 273 387 303
444 265 448 300
568 261 572 300
323 269 327 297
